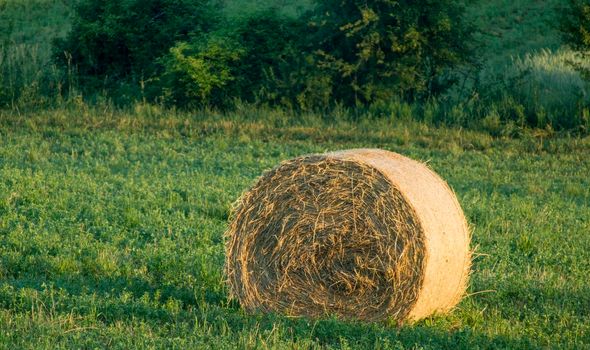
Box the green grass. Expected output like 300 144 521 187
0 106 589 348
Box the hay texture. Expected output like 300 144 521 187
225 149 470 323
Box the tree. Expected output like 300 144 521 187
307 0 474 105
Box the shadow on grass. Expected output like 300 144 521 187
0 273 563 348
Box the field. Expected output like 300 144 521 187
0 108 589 348
1 0 590 348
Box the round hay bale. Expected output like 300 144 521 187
225 148 470 323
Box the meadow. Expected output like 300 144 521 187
1 0 590 348
1 107 589 348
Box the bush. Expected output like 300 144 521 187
562 0 590 78
55 0 475 111
561 0 590 52
159 39 243 108
160 1 475 110
54 0 218 97
158 11 313 108
230 12 311 106
305 0 475 105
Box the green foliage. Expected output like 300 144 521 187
222 0 313 19
3 0 590 132
561 0 590 82
476 49 590 130
158 1 474 109
561 0 590 52
306 0 474 105
159 40 243 107
229 12 310 106
158 11 317 109
53 0 218 96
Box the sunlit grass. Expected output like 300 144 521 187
0 106 589 348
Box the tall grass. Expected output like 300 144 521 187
0 0 75 108
508 49 589 128
0 43 65 107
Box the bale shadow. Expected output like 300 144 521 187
1 273 569 348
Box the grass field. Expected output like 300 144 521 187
0 107 589 348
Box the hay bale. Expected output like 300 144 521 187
225 149 470 323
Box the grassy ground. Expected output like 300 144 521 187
0 107 589 348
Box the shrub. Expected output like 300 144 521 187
305 0 475 105
54 0 475 111
561 0 590 53
159 39 243 108
54 0 218 96
230 11 311 106
158 11 313 108
561 0 590 79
